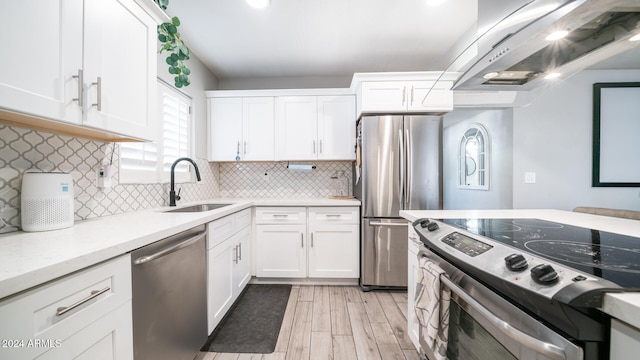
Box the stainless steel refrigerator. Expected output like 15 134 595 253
354 115 442 289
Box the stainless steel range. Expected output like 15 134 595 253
412 217 640 360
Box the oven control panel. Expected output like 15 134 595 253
441 232 493 257
413 218 607 301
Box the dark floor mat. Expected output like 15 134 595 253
201 284 292 353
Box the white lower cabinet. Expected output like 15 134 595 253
207 209 251 333
255 206 359 279
610 319 640 359
0 255 133 360
407 224 421 350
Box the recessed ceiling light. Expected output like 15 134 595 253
246 0 270 9
630 33 640 42
545 72 561 80
425 0 448 6
546 30 569 41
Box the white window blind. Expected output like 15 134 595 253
119 80 193 184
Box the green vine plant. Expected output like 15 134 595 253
154 0 191 88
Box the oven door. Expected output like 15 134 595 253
417 247 583 360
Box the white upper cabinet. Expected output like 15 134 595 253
351 72 455 117
82 0 158 141
359 81 453 114
317 96 356 160
275 96 319 161
1 0 83 125
209 97 275 161
275 95 355 161
0 0 158 142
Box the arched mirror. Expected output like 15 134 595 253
459 124 489 190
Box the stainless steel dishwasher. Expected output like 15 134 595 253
131 225 207 360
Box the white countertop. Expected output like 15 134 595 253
400 209 640 329
0 198 360 300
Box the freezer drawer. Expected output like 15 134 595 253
361 218 408 288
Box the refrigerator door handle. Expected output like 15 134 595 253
405 128 411 207
398 129 405 210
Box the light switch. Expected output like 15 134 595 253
524 172 536 184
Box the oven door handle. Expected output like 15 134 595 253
440 276 567 360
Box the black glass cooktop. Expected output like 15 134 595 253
441 218 640 288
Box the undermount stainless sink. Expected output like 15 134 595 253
164 203 232 213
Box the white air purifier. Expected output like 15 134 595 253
21 172 74 232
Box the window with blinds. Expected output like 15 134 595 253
119 80 192 184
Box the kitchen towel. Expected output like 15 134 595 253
415 256 451 360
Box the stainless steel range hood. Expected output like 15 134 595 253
453 0 640 91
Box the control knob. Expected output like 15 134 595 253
530 264 559 285
504 253 528 272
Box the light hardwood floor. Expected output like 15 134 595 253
197 285 420 360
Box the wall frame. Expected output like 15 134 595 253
592 82 640 187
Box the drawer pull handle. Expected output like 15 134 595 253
326 214 342 217
273 214 289 217
56 286 110 317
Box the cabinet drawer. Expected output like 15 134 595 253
255 207 306 224
0 255 131 360
207 215 235 249
309 207 359 225
235 208 251 230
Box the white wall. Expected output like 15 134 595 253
218 75 352 90
157 52 218 159
443 108 513 209
513 69 640 211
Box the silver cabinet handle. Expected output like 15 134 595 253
311 232 314 247
439 276 567 360
243 141 247 155
238 242 242 261
91 77 102 111
326 214 342 217
134 231 205 265
319 140 323 154
402 85 406 106
410 86 414 105
313 140 316 154
370 221 407 227
301 233 304 248
233 245 238 264
237 141 240 153
56 286 110 317
273 214 289 218
72 69 83 107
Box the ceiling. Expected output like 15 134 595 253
165 0 478 83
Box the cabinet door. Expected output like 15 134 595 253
232 227 251 295
407 226 421 350
275 96 318 160
407 81 453 112
207 240 235 333
209 97 243 161
317 96 356 160
360 82 407 113
243 97 275 161
83 0 157 141
308 224 359 278
36 302 133 360
256 224 307 278
1 0 83 124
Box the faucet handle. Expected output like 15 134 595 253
175 188 181 201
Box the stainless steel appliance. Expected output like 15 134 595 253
454 0 640 91
412 217 640 360
131 225 207 360
355 115 442 289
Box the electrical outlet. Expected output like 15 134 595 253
524 172 536 184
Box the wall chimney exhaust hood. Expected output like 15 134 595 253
453 0 640 91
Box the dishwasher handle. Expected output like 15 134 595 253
134 231 206 265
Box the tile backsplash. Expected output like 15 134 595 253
0 124 219 234
218 161 352 198
0 124 353 234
